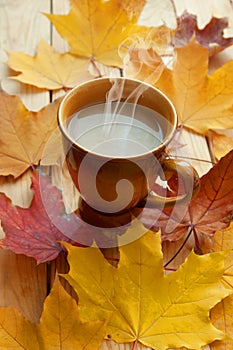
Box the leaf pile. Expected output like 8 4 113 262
0 1 233 349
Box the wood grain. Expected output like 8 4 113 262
0 0 50 323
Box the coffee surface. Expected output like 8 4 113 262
67 102 169 157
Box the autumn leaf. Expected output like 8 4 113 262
156 38 233 133
0 92 61 177
0 276 108 349
7 40 93 90
209 129 233 161
172 12 233 55
0 171 93 264
37 276 109 349
45 0 157 67
125 38 233 134
136 149 233 242
207 223 233 350
62 230 231 349
0 307 39 349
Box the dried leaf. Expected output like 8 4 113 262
173 12 233 55
62 231 230 349
209 223 233 350
154 39 233 134
0 307 39 349
0 171 91 264
137 149 233 241
38 276 109 349
45 0 157 67
209 130 233 161
0 277 108 349
7 40 93 90
124 38 233 134
0 92 61 177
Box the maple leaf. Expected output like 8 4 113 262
136 149 233 242
207 223 233 350
62 231 231 349
157 38 233 134
0 276 108 349
0 91 61 177
172 12 233 55
45 0 157 67
126 38 233 134
209 129 233 161
7 40 93 90
0 171 92 264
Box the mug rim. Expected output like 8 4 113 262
57 77 178 160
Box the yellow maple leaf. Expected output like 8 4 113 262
7 40 93 90
45 0 157 67
0 91 60 177
209 129 233 161
62 230 231 350
155 39 233 134
126 39 233 134
209 223 233 350
0 277 108 349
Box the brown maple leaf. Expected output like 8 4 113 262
135 149 233 242
0 171 93 263
172 12 233 55
0 91 61 177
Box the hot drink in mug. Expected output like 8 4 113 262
58 78 199 225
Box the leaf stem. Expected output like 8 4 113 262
163 225 194 268
90 57 103 77
132 340 138 350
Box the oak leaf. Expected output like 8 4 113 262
45 0 156 67
0 171 91 264
136 149 233 241
0 276 108 349
0 92 60 177
7 40 93 90
172 12 233 55
62 231 231 349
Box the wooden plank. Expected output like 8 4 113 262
0 250 47 323
0 0 51 323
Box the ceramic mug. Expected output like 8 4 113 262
57 77 199 222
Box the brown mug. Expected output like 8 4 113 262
57 77 199 223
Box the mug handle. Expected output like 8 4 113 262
138 158 200 208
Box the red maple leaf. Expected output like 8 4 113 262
0 171 94 263
172 12 233 53
134 149 233 241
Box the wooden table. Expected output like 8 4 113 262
0 1 232 349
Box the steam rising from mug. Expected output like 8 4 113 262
57 77 199 236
